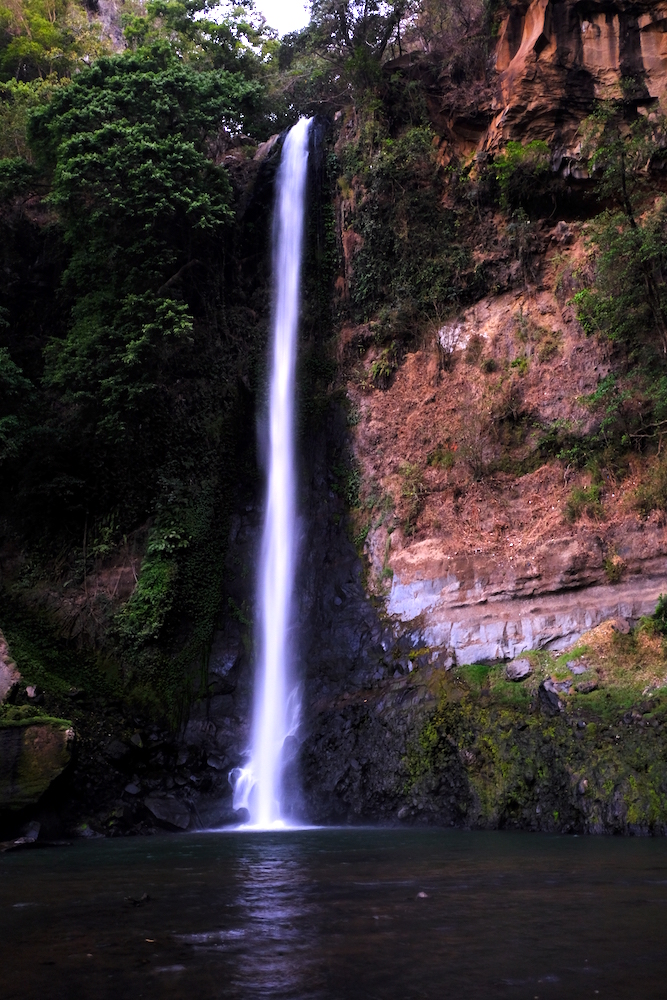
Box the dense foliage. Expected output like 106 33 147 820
2 0 667 727
567 106 667 489
575 105 667 355
0 1 279 718
492 139 550 211
0 0 108 81
26 53 260 519
345 124 472 321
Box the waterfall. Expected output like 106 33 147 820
231 117 313 829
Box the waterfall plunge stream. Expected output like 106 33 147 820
232 117 312 828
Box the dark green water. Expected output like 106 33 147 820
2 828 667 999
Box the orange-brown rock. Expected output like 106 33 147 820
347 232 667 664
489 0 667 152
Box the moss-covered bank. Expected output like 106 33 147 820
0 719 74 811
302 621 667 834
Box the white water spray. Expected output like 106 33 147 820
231 116 313 829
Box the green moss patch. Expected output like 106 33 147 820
402 619 667 833
0 719 74 810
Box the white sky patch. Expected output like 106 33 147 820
255 0 310 36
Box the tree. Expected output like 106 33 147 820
310 0 414 68
24 49 262 521
578 102 667 354
122 0 277 78
0 344 32 463
0 0 109 81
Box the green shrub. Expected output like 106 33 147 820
0 346 33 463
493 140 550 211
566 484 603 522
573 210 667 353
353 522 370 549
347 124 473 320
399 461 426 533
653 593 667 634
367 342 399 388
511 355 529 376
332 462 361 508
635 459 667 517
641 593 667 636
603 552 624 583
574 105 667 356
427 441 457 469
114 555 178 650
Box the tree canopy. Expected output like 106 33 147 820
309 0 412 61
20 51 260 518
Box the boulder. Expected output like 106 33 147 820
253 133 280 163
0 722 74 810
547 678 572 694
206 755 228 771
576 680 599 694
538 680 563 715
105 738 130 763
0 629 21 703
144 795 191 831
505 658 532 681
20 820 41 842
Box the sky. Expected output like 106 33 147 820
256 0 310 36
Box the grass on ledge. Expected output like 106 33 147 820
449 620 667 720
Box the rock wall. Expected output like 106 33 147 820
0 628 20 703
387 549 666 664
299 637 667 833
283 11 667 829
0 722 74 811
490 0 667 152
343 265 667 669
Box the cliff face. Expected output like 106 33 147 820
178 2 667 833
333 0 667 669
491 0 667 152
284 0 667 828
5 0 667 839
350 272 667 666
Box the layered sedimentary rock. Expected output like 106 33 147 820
387 545 665 663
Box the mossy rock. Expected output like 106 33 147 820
0 720 74 811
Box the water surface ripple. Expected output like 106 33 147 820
2 828 667 999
